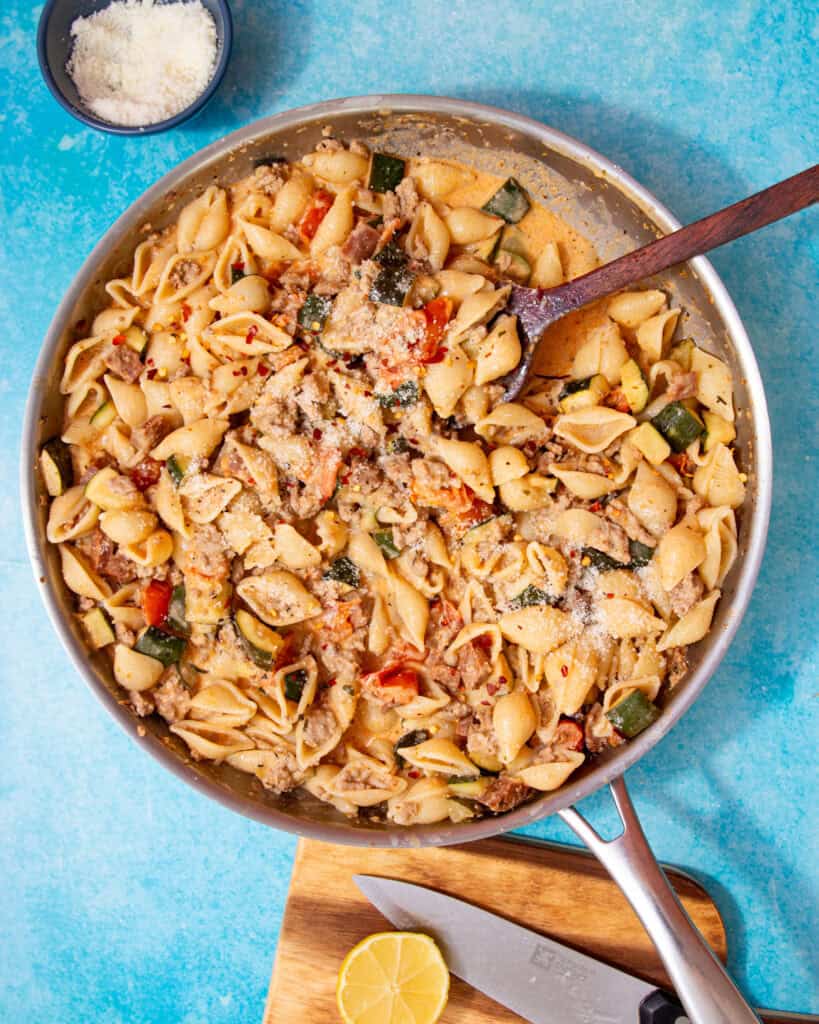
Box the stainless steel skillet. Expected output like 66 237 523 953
21 96 773 1022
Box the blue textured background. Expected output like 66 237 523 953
1 1 817 1020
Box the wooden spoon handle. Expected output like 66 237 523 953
560 162 819 310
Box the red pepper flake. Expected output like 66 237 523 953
497 676 507 685
408 769 421 779
560 664 569 677
312 428 323 440
486 682 499 696
606 593 614 599
232 370 241 376
240 366 248 376
349 446 367 459
181 303 192 322
325 677 336 687
245 324 258 345
363 390 372 397
569 549 577 558
589 501 602 512
231 261 245 273
112 333 126 346
146 357 155 366
146 368 157 380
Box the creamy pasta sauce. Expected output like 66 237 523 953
42 140 746 824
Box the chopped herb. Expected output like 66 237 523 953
324 556 361 587
373 529 401 559
377 380 419 409
342 684 356 696
284 669 308 703
509 584 557 609
395 729 430 757
628 539 655 567
297 293 333 332
166 454 188 486
386 435 410 454
230 264 246 285
582 547 627 572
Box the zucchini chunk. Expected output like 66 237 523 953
619 359 650 413
81 606 116 649
669 338 695 371
298 293 333 332
40 438 73 497
373 529 401 560
90 401 117 429
324 556 361 587
703 411 736 452
283 668 308 702
494 249 531 284
482 177 531 223
134 626 186 667
606 689 660 737
651 401 705 452
558 374 609 413
628 539 655 567
369 152 406 193
628 422 671 466
369 266 415 307
165 584 190 637
235 609 283 669
165 454 189 487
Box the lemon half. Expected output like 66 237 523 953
336 931 450 1024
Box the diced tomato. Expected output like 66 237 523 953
361 663 421 707
299 190 334 241
604 388 631 413
669 452 695 476
142 579 172 627
130 457 162 491
417 296 454 363
555 717 585 752
378 666 420 692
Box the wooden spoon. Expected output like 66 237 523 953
501 163 819 401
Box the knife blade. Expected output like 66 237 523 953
353 876 816 1024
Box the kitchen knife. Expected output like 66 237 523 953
353 875 815 1024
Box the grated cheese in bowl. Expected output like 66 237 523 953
66 0 218 128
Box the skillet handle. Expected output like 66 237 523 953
558 775 762 1024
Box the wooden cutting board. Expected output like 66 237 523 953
264 835 727 1023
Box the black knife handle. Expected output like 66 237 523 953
639 990 689 1023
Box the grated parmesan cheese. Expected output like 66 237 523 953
66 0 218 128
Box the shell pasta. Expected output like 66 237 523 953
40 139 747 824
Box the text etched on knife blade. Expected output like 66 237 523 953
529 944 621 1024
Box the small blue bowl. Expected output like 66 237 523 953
37 0 233 136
